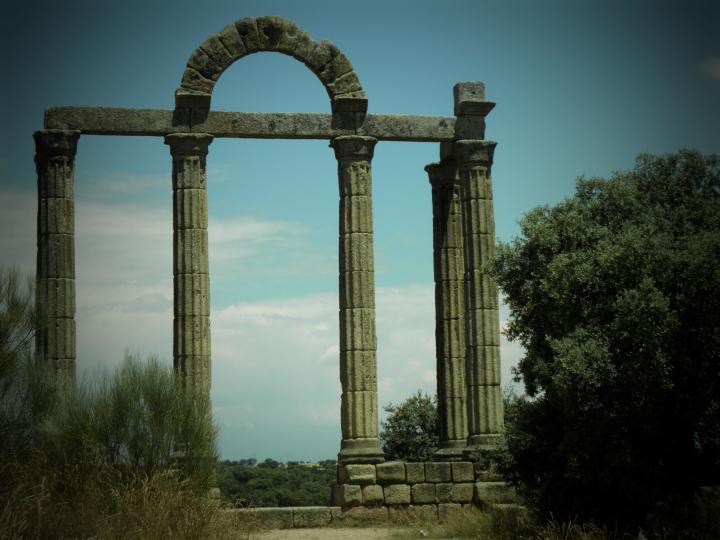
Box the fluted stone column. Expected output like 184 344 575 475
456 139 503 448
331 135 384 464
165 133 213 400
426 158 469 460
34 129 80 387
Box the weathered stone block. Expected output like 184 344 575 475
39 198 74 234
474 464 503 482
451 483 475 503
376 461 405 484
253 507 293 529
474 482 517 504
435 483 453 503
388 504 438 525
362 484 384 506
234 17 262 52
293 506 332 528
425 462 452 483
332 484 362 507
339 308 377 351
454 81 486 106
340 350 376 391
327 71 362 97
200 36 234 73
384 484 411 505
411 483 436 504
216 23 246 58
187 48 223 81
452 462 475 482
337 464 376 484
438 503 464 523
180 69 214 94
331 506 388 525
405 462 425 484
340 391 378 439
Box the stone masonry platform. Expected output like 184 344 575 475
333 461 515 509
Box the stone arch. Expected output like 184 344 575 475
175 16 366 112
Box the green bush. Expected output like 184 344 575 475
380 390 439 461
45 354 218 487
495 150 720 534
0 267 224 538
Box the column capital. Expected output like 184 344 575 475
425 160 459 188
33 129 80 157
164 133 213 157
454 140 497 167
330 135 377 162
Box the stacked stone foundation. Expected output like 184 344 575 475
332 461 515 510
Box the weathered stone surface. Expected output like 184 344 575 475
253 507 293 529
411 483 436 504
474 482 517 504
451 483 475 503
337 464 376 484
376 461 405 484
44 107 457 142
453 81 495 117
474 464 503 482
452 462 475 482
332 484 362 507
362 484 384 506
425 462 452 483
384 484 411 505
435 483 453 503
438 503 464 523
340 350 377 391
292 507 332 528
187 47 224 82
216 23 246 58
388 504 437 524
405 462 425 484
331 506 388 525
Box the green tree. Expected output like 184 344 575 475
495 150 720 534
380 390 439 461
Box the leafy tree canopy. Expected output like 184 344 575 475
495 150 720 533
380 390 438 461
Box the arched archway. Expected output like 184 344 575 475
176 16 366 113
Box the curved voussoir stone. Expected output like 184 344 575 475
187 48 224 82
234 17 263 52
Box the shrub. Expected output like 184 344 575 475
380 390 439 461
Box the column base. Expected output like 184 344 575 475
433 440 468 461
338 438 385 464
467 433 503 449
464 433 503 463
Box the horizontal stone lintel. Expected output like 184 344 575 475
44 107 456 142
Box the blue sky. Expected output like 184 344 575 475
1 0 718 461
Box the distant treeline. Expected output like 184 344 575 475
216 459 337 507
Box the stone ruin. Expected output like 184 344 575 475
33 16 511 519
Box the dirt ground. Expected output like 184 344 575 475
254 526 423 539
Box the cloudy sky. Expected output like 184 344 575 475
1 0 717 461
